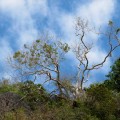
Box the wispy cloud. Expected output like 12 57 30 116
0 0 48 77
55 0 116 82
0 0 117 83
0 0 48 47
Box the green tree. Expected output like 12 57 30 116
19 80 48 110
9 38 70 97
86 84 117 120
104 58 120 92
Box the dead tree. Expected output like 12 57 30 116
73 18 120 97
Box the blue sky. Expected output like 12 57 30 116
0 0 120 86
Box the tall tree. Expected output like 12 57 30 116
73 18 120 96
9 38 70 96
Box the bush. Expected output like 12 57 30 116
86 84 117 120
19 80 48 110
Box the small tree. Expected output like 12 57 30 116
19 80 47 110
86 84 116 120
9 38 70 96
73 18 120 95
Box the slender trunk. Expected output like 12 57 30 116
80 77 84 90
56 63 63 95
75 70 84 98
77 70 83 90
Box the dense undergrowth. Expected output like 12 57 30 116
1 41 120 120
0 78 120 120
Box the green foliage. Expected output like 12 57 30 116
19 80 48 110
0 79 120 120
11 39 71 96
13 39 70 68
104 58 120 92
0 79 19 94
2 37 120 119
13 51 21 58
2 55 120 120
0 108 28 120
108 20 113 26
86 84 117 120
116 28 120 34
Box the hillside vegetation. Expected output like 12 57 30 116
0 58 120 120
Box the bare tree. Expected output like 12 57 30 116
73 18 120 96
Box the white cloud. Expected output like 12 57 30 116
58 0 116 38
87 47 109 66
0 0 49 50
0 0 25 12
0 39 13 77
77 0 115 27
0 0 117 83
56 0 116 73
48 0 116 86
0 0 48 37
0 0 48 15
0 0 48 78
27 0 48 16
0 39 13 62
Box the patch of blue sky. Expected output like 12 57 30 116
48 0 87 13
0 13 13 37
0 0 119 87
0 13 19 51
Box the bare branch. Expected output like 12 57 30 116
73 18 120 96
